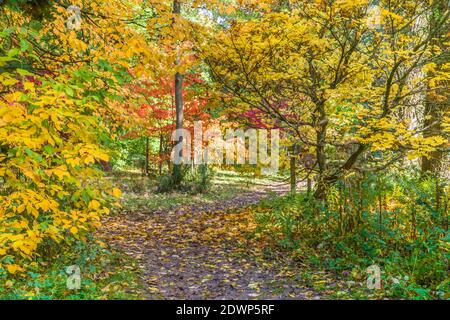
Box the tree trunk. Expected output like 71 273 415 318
307 178 312 195
145 136 150 176
421 85 445 175
158 133 163 176
421 0 448 176
172 0 184 186
314 101 328 200
290 155 296 193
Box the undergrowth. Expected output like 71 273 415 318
253 170 449 300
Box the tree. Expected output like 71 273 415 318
0 0 150 273
202 0 448 200
172 0 185 186
124 73 211 175
421 0 450 176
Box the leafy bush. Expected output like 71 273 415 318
156 174 177 193
0 238 141 300
253 169 449 299
157 164 214 194
187 164 215 194
0 51 121 279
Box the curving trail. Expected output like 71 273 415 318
101 183 322 300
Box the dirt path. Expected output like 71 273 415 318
101 183 321 299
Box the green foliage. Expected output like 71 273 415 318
186 164 215 194
157 174 177 193
157 164 215 194
253 169 449 299
0 237 142 300
110 137 147 171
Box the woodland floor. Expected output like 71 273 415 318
98 172 361 300
96 174 372 300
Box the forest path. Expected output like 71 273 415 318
101 182 321 299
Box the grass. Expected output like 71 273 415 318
108 169 284 214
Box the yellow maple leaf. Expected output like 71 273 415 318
112 188 122 198
89 199 101 210
6 264 24 274
70 226 78 235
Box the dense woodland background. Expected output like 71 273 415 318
0 0 448 300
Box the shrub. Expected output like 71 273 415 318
0 56 119 278
157 165 214 194
156 174 176 193
188 164 214 194
253 169 449 299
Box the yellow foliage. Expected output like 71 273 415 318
6 264 25 275
112 188 122 198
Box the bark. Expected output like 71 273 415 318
421 0 449 175
290 155 296 193
158 133 163 176
421 97 445 174
319 144 368 189
172 0 184 186
313 101 328 200
145 136 150 176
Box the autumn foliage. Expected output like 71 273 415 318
0 0 448 300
